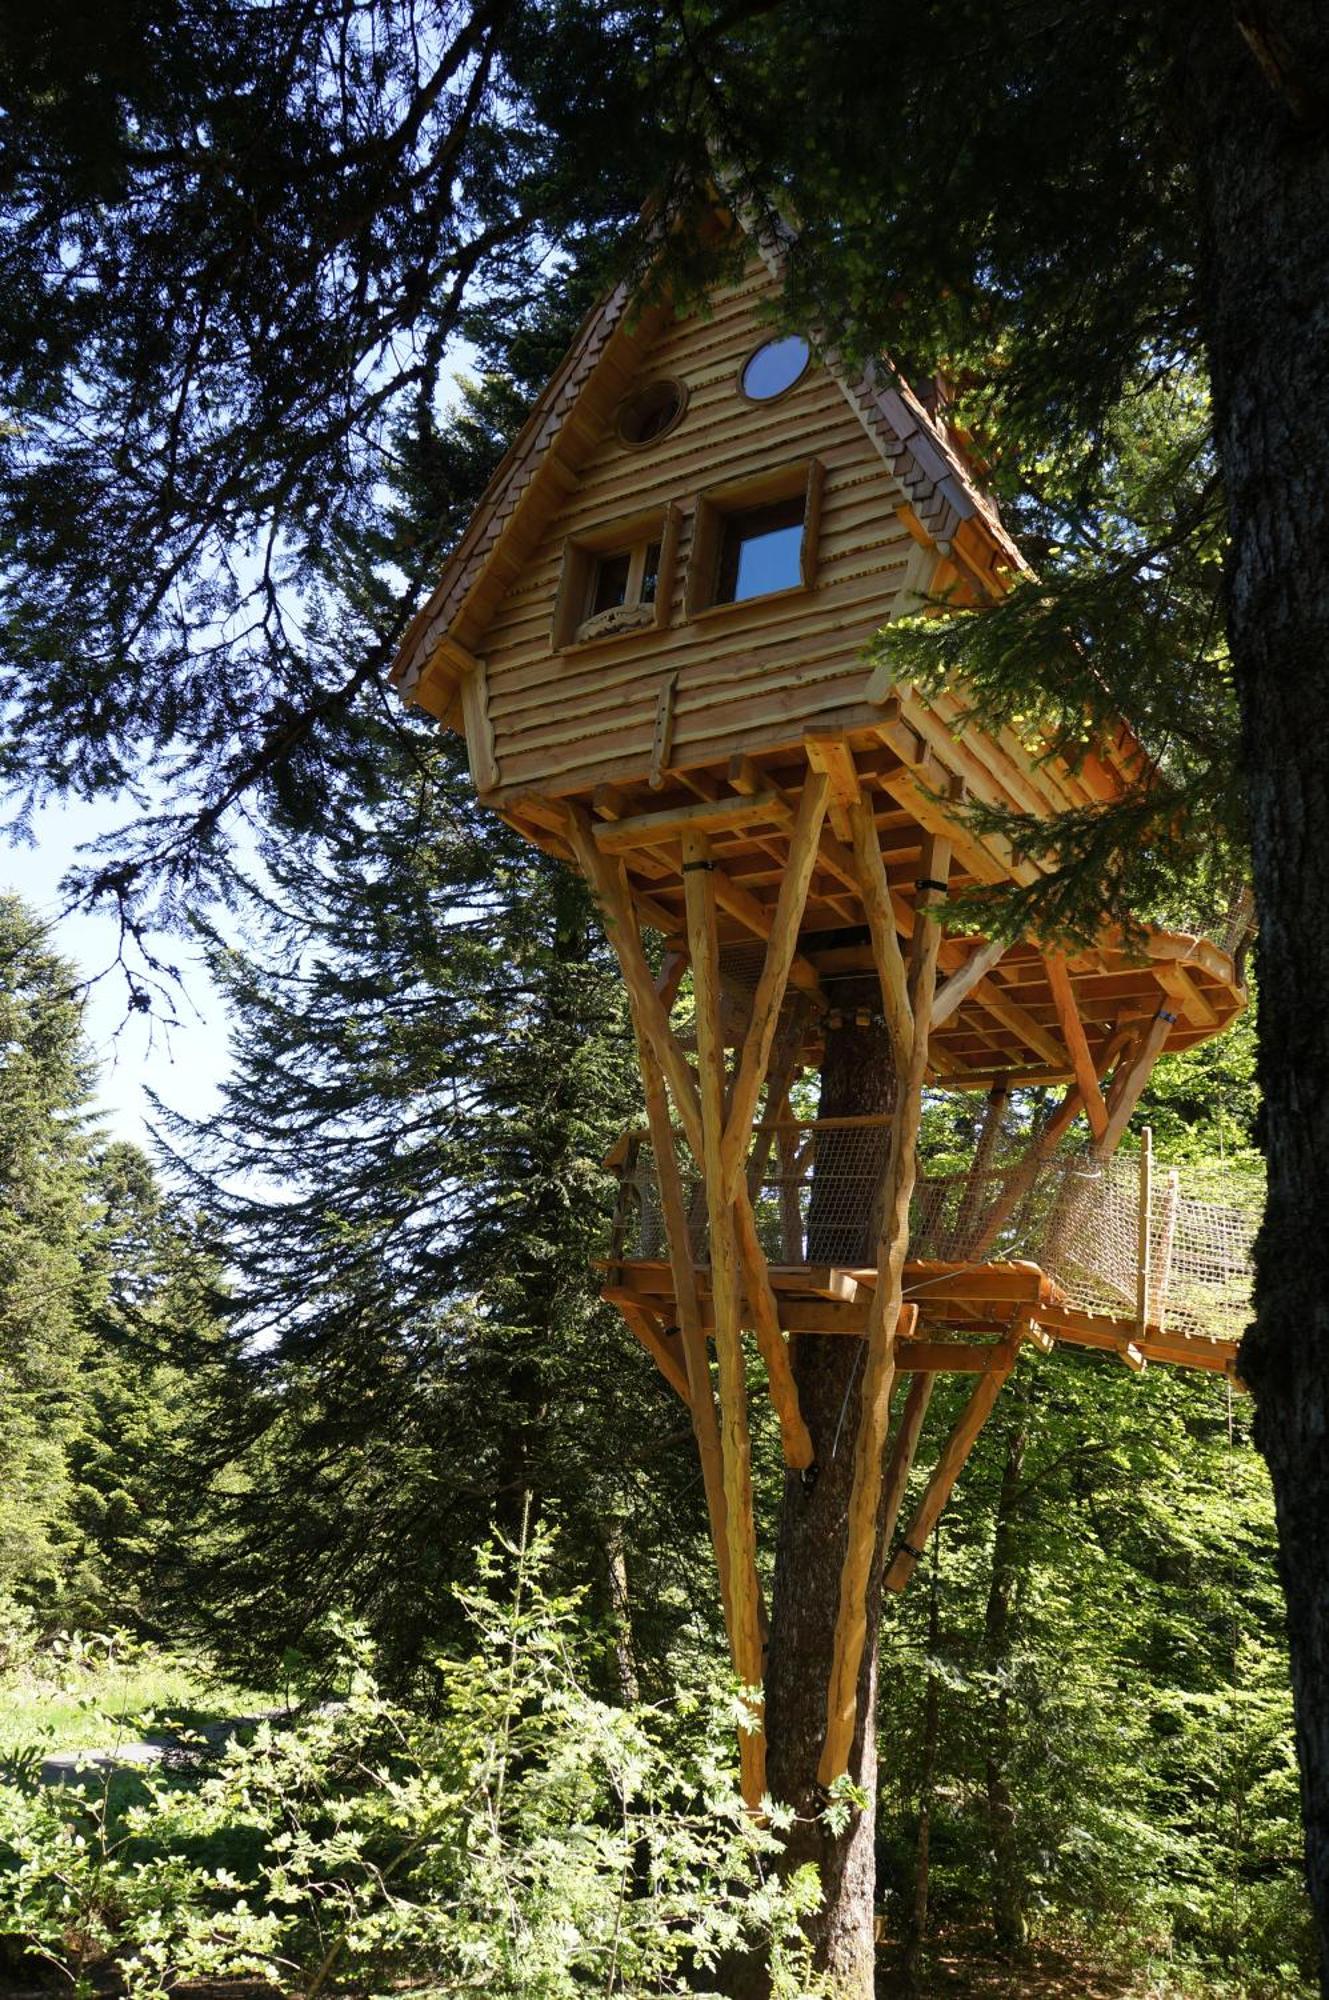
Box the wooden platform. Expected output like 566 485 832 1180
597 1255 1243 1381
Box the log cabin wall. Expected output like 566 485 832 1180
473 264 940 806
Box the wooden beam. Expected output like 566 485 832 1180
846 792 913 1073
880 1370 936 1557
721 771 830 1194
805 731 862 842
648 670 677 790
964 975 1069 1070
883 1341 1018 1593
930 935 1008 1028
620 997 733 1640
459 658 499 794
594 791 784 853
1096 1007 1175 1157
819 829 949 1786
682 827 766 1807
1045 953 1110 1142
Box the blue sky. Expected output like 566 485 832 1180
5 793 231 1150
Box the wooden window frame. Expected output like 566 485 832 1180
684 459 826 620
551 504 681 652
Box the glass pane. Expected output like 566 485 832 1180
740 335 810 401
589 551 632 615
640 541 661 604
716 497 805 603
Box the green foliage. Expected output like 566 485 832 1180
152 732 717 1692
0 895 100 1599
875 1361 1316 1989
0 1522 825 1999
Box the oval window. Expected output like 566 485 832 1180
616 378 687 447
739 334 810 402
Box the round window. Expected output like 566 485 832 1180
616 378 688 447
739 334 811 402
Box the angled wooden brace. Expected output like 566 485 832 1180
1045 953 1109 1142
883 1330 1022 1593
818 817 950 1787
720 769 830 1194
968 1082 1086 1260
604 1291 692 1405
562 806 740 1667
564 806 704 1160
682 826 767 1808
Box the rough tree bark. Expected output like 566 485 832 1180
1180 9 1329 1982
763 986 896 1996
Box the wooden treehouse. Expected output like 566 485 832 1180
391 213 1251 1809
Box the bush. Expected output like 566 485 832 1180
0 1520 825 1998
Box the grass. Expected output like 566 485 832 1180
0 1631 268 1758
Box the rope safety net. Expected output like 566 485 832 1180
613 1120 1259 1347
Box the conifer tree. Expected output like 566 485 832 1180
156 732 721 1692
0 896 100 1607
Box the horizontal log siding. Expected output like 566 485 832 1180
480 268 933 801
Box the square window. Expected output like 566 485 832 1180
552 510 680 650
715 498 805 604
684 459 825 619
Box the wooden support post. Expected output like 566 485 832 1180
818 829 950 1786
846 790 913 1072
629 1028 733 1630
565 806 737 1661
883 1338 1019 1593
1136 1126 1153 1336
682 828 766 1806
721 771 830 1194
743 1009 808 1203
1149 1168 1181 1331
968 1084 1085 1260
1045 953 1110 1142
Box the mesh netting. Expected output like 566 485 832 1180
614 1123 1259 1346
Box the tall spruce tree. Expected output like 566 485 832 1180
0 896 99 1607
156 732 721 1693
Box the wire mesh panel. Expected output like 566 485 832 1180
613 1120 1259 1346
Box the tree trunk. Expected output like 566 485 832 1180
1180 10 1329 1981
982 1407 1027 1954
764 988 896 1996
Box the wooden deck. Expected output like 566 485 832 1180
597 1255 1243 1382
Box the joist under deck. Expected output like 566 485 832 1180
597 1254 1244 1381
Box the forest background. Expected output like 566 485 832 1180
0 1 1326 1994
